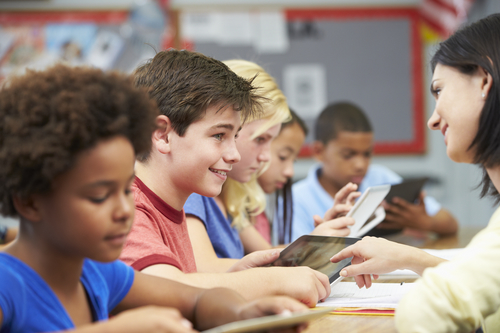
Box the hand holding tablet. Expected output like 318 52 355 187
268 235 361 287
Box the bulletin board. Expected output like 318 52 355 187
183 7 425 155
0 7 169 82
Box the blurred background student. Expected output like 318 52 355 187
256 110 357 246
255 110 307 245
291 101 458 241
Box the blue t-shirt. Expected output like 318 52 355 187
290 164 442 242
0 253 134 332
184 194 244 259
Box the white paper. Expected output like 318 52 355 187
181 12 219 43
317 282 415 308
283 64 327 119
253 11 289 54
217 12 253 46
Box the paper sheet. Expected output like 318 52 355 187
283 63 327 119
317 282 415 309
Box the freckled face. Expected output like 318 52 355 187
258 123 306 193
35 136 136 262
427 64 486 163
228 119 281 183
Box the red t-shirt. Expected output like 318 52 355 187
120 178 197 273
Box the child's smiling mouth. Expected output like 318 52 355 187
209 168 228 180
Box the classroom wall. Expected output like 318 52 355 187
1 0 499 229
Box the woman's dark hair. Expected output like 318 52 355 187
275 109 308 244
0 64 158 218
431 13 500 201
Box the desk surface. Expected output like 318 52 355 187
304 227 482 333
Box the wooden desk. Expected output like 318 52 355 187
304 227 483 333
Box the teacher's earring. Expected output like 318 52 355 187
482 92 486 99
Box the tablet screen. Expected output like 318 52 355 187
385 177 429 203
269 235 360 284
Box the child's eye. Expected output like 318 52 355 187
214 133 223 141
89 196 108 204
342 153 354 160
255 137 266 144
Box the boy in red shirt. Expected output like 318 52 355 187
120 49 330 306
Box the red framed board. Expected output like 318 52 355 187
184 7 425 155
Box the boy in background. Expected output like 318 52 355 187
120 49 330 307
292 101 457 241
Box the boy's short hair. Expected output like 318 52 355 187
314 101 373 144
134 50 263 161
0 64 158 218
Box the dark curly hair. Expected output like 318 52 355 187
134 49 264 161
0 64 159 217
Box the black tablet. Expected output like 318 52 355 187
269 235 360 286
385 177 429 204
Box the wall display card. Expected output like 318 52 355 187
217 12 253 46
253 11 289 54
86 30 124 70
283 63 327 119
181 12 219 43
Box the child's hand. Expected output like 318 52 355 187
270 266 331 306
310 216 355 237
227 249 282 272
103 306 196 333
315 183 360 227
236 296 309 333
380 192 430 230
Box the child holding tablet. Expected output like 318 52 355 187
256 110 358 245
0 64 308 332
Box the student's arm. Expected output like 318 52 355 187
141 261 331 307
381 192 458 236
330 237 446 288
239 224 272 254
185 215 239 273
116 271 308 331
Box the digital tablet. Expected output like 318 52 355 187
201 307 335 333
269 235 360 287
347 184 391 237
384 177 429 204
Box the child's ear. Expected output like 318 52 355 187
153 115 173 154
12 195 42 223
311 141 326 162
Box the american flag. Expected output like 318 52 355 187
421 0 475 38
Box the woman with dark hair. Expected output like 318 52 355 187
330 13 500 332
